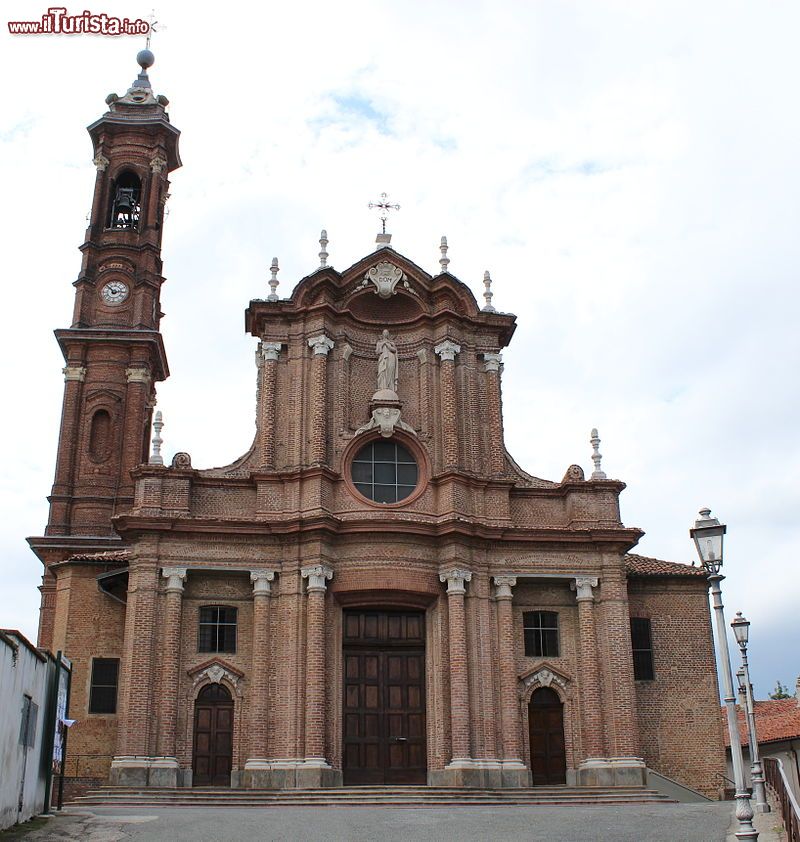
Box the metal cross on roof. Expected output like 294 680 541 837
368 192 400 234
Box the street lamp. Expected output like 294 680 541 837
731 612 770 814
690 508 757 840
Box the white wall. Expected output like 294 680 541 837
726 741 800 801
0 632 53 830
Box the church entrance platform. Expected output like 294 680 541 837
67 785 675 808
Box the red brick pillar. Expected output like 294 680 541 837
156 567 187 761
483 353 506 475
247 570 276 762
119 367 152 496
47 363 87 534
572 576 606 761
434 340 461 470
301 564 333 763
111 560 159 785
307 335 334 466
258 343 282 469
494 576 523 764
440 567 472 762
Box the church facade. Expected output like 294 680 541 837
29 56 726 797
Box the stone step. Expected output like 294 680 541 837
69 785 673 807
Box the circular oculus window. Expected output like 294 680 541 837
351 439 419 504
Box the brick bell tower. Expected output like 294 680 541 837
29 50 181 648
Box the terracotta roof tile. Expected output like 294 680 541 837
624 553 706 577
722 699 800 746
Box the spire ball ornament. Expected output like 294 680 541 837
137 49 155 71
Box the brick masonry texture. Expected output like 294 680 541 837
27 81 726 798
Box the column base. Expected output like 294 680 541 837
242 759 342 789
109 756 179 788
428 759 531 788
576 757 647 787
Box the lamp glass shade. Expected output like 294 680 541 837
736 668 746 692
689 509 726 567
731 612 750 645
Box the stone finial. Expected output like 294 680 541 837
590 428 607 479
434 339 461 362
319 230 329 268
149 410 164 465
482 270 495 312
439 236 450 274
268 257 280 301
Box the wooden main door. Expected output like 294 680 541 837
192 683 233 786
528 687 566 785
343 610 426 785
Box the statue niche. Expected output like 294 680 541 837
355 330 414 439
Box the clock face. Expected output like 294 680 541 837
100 280 129 305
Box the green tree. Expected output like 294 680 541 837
769 680 792 700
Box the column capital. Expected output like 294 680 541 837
308 334 334 356
259 341 283 363
150 154 168 174
482 352 503 373
126 367 151 385
92 153 109 171
571 576 599 602
434 340 461 362
493 575 517 600
250 569 277 596
161 567 187 594
62 364 87 382
439 567 472 594
301 564 333 592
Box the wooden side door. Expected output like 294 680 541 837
193 684 233 786
528 687 566 785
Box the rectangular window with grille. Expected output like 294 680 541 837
89 658 119 714
630 617 655 680
523 611 559 657
198 606 237 653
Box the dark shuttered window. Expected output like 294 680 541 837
198 606 237 653
523 611 559 657
89 658 119 714
630 618 655 680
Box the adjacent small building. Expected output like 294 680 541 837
0 631 62 830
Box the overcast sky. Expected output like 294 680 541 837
1 1 798 697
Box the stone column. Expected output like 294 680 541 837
483 353 505 475
434 340 461 470
493 575 527 782
153 566 187 786
258 343 282 469
244 569 276 787
299 564 337 787
572 577 607 775
307 335 334 466
439 567 473 765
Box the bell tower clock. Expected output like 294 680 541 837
29 51 181 647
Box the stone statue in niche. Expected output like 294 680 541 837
376 330 398 396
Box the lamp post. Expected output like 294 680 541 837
690 508 757 840
732 612 770 814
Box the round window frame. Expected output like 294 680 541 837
342 430 429 509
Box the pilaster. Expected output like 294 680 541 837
307 335 334 465
434 340 461 470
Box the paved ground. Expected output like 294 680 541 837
2 802 744 842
